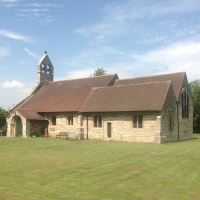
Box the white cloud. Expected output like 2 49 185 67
0 30 34 43
0 84 33 110
130 41 200 81
24 48 39 60
1 80 25 89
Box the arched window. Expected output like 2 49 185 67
181 88 189 118
41 63 46 73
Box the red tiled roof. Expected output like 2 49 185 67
16 109 46 120
114 72 186 99
80 81 172 112
18 74 118 112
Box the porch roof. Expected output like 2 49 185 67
16 110 46 120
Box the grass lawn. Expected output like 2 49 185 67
0 135 200 200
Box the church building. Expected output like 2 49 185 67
6 53 193 143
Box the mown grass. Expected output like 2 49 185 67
0 135 200 200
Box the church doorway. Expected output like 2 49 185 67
14 116 22 137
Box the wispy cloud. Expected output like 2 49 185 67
24 48 39 60
60 41 200 82
1 80 25 89
21 8 49 12
75 0 200 44
130 41 200 81
12 3 64 25
2 3 17 7
1 0 19 2
0 30 34 43
1 1 64 25
62 46 125 68
29 3 64 8
0 0 18 7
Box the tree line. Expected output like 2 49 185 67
190 80 200 133
0 108 9 129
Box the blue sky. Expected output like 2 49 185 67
0 0 200 109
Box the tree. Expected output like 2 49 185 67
0 107 9 129
91 68 107 76
189 80 200 133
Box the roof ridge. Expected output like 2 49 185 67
50 73 117 83
92 80 172 90
116 71 185 82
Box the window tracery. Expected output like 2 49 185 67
181 88 189 118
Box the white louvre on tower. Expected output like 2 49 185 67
37 52 54 84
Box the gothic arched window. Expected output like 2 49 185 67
181 88 189 118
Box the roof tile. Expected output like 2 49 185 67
80 81 172 112
16 110 46 120
18 74 118 112
114 72 185 99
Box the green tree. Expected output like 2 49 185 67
91 68 107 76
189 80 200 133
0 107 9 129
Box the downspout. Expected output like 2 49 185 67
176 100 180 141
86 113 88 140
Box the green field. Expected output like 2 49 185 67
0 135 200 200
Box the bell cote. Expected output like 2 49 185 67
37 52 54 84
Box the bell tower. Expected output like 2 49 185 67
37 51 54 84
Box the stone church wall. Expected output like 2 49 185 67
160 76 193 143
83 112 162 143
160 83 178 143
47 112 79 137
177 76 193 141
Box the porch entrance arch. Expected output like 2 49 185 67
12 116 23 137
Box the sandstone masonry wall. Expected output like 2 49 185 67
47 112 80 137
83 111 162 143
